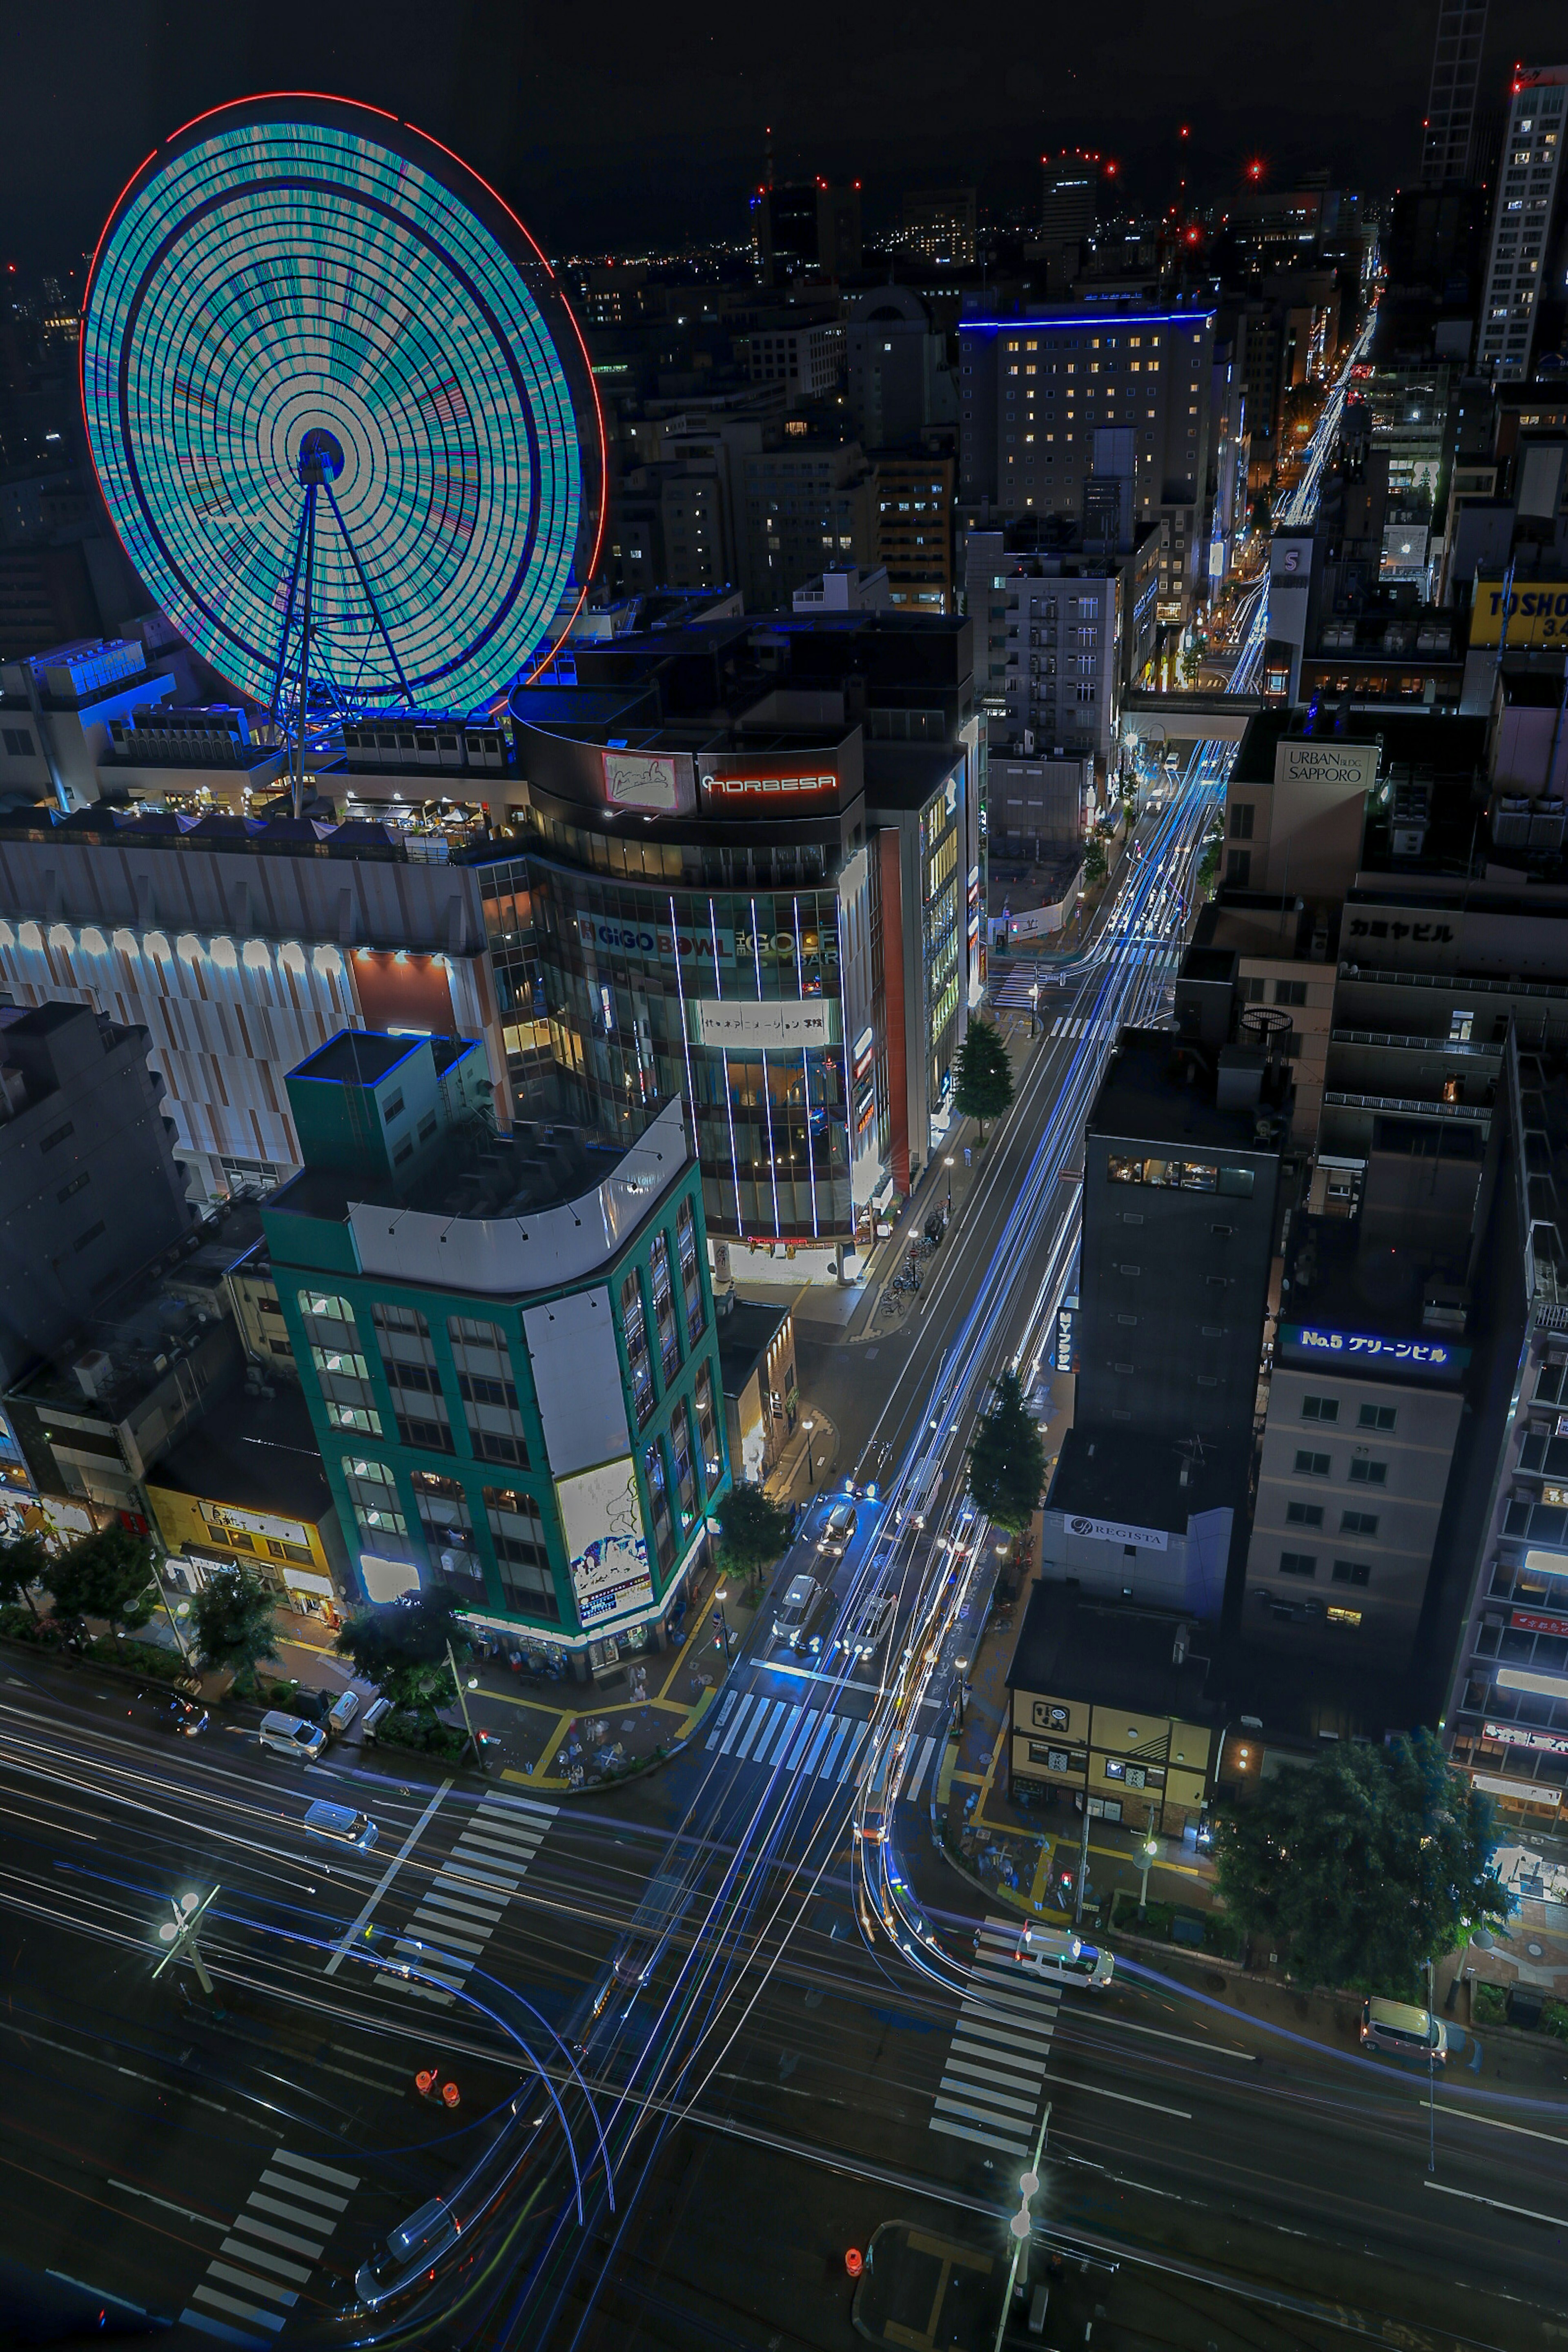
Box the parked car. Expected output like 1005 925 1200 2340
258 1710 327 1762
1360 1997 1447 2064
1015 1926 1114 1990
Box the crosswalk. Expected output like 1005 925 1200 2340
1046 1012 1116 1043
703 1688 945 1802
180 2145 359 2346
929 1918 1060 2162
378 1789 556 2005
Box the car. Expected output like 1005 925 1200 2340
1360 1997 1448 2064
818 1501 857 1557
1016 1925 1114 1990
839 1588 897 1662
355 2196 460 2312
303 1799 379 1852
258 1709 327 1762
772 1572 822 1647
852 1809 887 1845
142 1690 208 1736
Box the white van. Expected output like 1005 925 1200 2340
1015 1925 1114 1990
1361 1997 1447 2063
259 1709 327 1762
304 1800 378 1852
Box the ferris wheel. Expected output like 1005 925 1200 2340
81 96 604 777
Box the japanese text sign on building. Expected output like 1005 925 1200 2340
695 999 838 1051
1278 1323 1468 1376
1345 916 1453 947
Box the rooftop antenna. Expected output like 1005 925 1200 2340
764 124 775 192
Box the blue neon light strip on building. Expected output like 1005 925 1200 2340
82 111 583 711
958 310 1217 330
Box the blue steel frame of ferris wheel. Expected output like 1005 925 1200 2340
265 477 415 735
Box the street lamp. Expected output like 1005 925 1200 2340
1029 980 1040 1036
1137 1833 1159 1920
943 1152 955 1215
712 1585 733 1662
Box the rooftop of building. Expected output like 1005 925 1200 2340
143 1377 336 1528
1230 705 1487 791
1045 1422 1253 1538
292 1031 455 1091
1195 891 1343 965
863 740 964 811
1088 1029 1290 1154
1004 1578 1218 1723
716 1295 793 1391
1278 1207 1475 1376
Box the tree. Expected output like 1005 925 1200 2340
967 1370 1047 1532
1081 836 1107 888
46 1525 158 1636
715 1483 792 1595
0 1532 49 1619
335 1587 472 1720
1214 1728 1509 1996
190 1565 281 1695
953 1019 1014 1142
1197 820 1224 893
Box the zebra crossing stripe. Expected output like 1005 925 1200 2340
929 1915 1060 2159
180 2147 360 2346
715 1690 757 1755
737 1697 784 1760
1050 1015 1063 1036
377 1791 556 2007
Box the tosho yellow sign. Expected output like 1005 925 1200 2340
1471 580 1568 648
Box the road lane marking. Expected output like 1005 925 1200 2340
1421 2100 1568 2149
324 1775 452 1975
1425 2179 1566 2227
1040 2074 1191 2119
106 2179 223 2228
1060 2012 1257 2061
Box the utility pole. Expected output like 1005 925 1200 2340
1073 1790 1091 1929
152 1887 222 2012
447 1639 484 1773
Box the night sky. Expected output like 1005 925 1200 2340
7 0 1568 272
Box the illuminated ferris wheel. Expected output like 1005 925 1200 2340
80 96 604 772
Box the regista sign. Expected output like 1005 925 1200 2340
1063 1513 1169 1552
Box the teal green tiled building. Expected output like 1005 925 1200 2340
261 1030 728 1672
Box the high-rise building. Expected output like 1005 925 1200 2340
1421 0 1490 185
958 304 1217 621
902 188 977 269
740 438 879 607
753 183 862 286
875 457 955 614
1475 65 1568 381
845 288 957 452
0 1000 193 1384
266 1036 728 1669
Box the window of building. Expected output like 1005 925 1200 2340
342 1454 405 1541
670 1400 700 1527
1280 1552 1318 1577
381 1091 405 1125
1348 1458 1388 1486
1341 1509 1379 1536
1286 1501 1324 1527
372 1302 453 1454
1332 1559 1370 1585
1228 802 1254 840
483 1485 558 1619
644 1439 676 1574
298 1290 382 1436
1301 1395 1339 1422
1227 849 1252 885
1294 1450 1331 1477
412 1470 484 1599
693 1359 722 1483
675 1198 706 1347
448 1316 529 1467
1358 1403 1396 1431
621 1267 655 1428
648 1232 682 1387
1274 979 1307 1007
1326 1606 1363 1626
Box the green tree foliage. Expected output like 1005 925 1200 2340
1081 837 1107 888
1197 819 1225 893
46 1525 158 1635
967 1370 1047 1532
335 1587 471 1720
715 1483 792 1591
953 1019 1015 1141
190 1565 281 1695
0 1532 48 1619
1214 1728 1509 1995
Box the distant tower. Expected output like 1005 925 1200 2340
1421 0 1490 184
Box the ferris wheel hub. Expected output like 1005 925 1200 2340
295 427 346 487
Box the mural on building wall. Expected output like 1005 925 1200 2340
556 1457 653 1625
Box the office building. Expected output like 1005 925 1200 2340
1033 160 1098 295
845 289 958 454
902 188 977 269
1005 1582 1218 1835
958 304 1216 621
1476 66 1568 381
0 1000 193 1384
144 1384 349 1617
754 183 862 285
738 316 846 405
875 457 955 614
1183 897 1339 1143
1071 1028 1287 1447
1421 1 1491 185
741 438 880 610
265 1036 728 1670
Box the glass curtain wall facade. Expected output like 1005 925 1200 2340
479 829 855 1245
